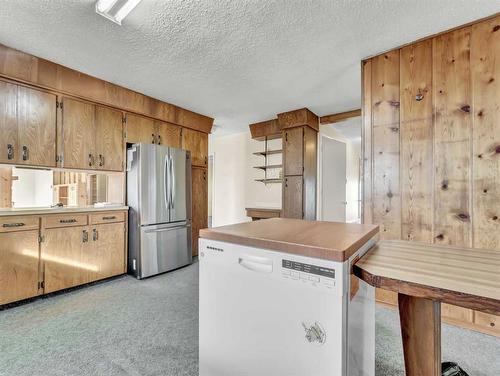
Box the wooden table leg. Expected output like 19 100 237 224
398 294 441 376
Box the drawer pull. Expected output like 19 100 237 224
99 154 104 167
102 216 116 220
60 219 77 224
2 222 25 228
82 230 88 243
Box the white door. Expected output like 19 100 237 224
321 137 347 222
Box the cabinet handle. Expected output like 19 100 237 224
22 145 29 161
88 153 93 167
204 156 207 165
102 216 116 220
2 222 25 228
92 228 98 241
82 230 88 243
152 134 156 144
285 132 288 142
158 134 161 145
59 219 77 224
7 144 14 160
99 154 104 167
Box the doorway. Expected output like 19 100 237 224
319 136 347 222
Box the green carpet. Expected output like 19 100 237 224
0 262 498 375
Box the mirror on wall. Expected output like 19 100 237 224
0 166 124 209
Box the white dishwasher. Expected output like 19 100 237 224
199 237 376 376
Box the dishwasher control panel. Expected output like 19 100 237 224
281 259 337 290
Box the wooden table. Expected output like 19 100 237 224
354 240 500 376
245 207 281 221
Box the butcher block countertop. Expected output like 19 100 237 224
353 240 500 316
199 218 379 262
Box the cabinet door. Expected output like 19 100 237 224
125 113 156 144
283 175 303 219
192 167 208 256
0 81 18 164
17 86 57 167
156 121 181 148
283 127 303 176
42 226 89 293
92 222 125 280
182 128 208 167
0 230 40 305
95 106 123 171
62 98 96 169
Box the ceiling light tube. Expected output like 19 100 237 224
96 0 143 25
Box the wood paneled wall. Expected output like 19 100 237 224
362 14 500 336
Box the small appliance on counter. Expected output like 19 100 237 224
127 143 192 279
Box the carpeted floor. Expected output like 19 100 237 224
0 262 499 376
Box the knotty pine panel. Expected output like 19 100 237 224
362 60 373 225
433 27 474 324
371 50 401 240
471 15 500 251
400 40 433 242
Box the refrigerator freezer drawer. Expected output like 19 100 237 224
138 223 192 279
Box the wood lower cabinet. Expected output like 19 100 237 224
192 167 208 256
283 175 303 219
182 128 208 167
125 113 156 144
42 225 89 293
0 229 40 305
92 222 126 280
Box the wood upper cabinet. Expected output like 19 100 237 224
192 167 208 256
283 175 303 219
283 127 303 176
0 81 57 167
0 81 18 164
156 121 181 148
92 222 126 279
61 98 124 171
61 97 95 169
182 128 208 167
125 113 156 144
17 86 57 167
42 225 89 293
0 229 40 305
95 106 124 171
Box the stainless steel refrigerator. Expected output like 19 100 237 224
127 143 192 279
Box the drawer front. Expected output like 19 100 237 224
44 214 88 229
90 211 126 225
0 216 39 233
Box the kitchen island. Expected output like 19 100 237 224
199 218 379 376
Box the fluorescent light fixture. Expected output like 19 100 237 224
95 0 143 25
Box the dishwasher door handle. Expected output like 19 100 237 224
238 256 273 274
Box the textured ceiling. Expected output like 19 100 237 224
0 1 498 135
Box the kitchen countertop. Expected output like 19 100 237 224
199 218 379 262
354 240 500 316
0 206 129 216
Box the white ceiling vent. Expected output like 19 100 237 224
95 0 142 25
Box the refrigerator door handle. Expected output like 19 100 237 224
164 154 171 210
144 224 191 233
170 155 176 209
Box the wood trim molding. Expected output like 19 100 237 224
0 43 214 134
319 109 361 125
277 108 319 132
249 119 281 140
